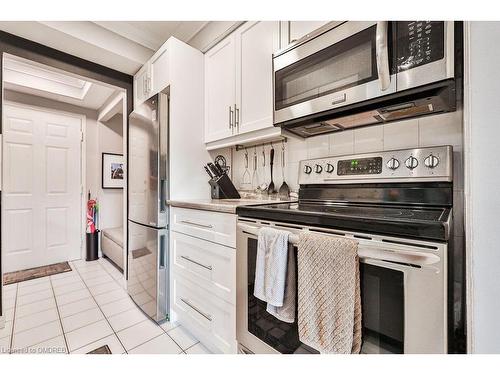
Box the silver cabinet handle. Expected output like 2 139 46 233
376 21 391 91
234 104 239 131
229 106 234 129
180 298 212 321
179 220 213 229
180 255 212 271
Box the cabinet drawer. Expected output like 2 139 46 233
172 274 236 354
171 231 235 304
170 207 236 248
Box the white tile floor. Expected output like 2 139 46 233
0 258 212 355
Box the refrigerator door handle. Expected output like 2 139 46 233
160 179 167 213
159 234 166 269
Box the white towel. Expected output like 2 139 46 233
254 227 290 308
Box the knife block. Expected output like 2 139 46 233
209 174 241 199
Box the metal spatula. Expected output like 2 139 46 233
267 146 276 195
278 141 290 199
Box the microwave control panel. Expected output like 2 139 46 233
397 21 445 72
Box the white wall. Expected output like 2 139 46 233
97 114 124 230
465 21 500 353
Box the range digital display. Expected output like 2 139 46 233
337 157 383 175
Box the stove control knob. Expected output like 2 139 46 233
315 164 323 174
424 154 440 169
303 165 312 174
405 156 419 170
326 163 335 173
386 158 400 171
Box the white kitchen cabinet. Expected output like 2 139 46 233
150 44 170 95
235 21 280 135
171 207 237 248
204 21 280 145
133 63 151 108
170 207 237 353
172 273 236 354
204 36 236 142
286 21 329 44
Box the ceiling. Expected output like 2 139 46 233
3 55 119 110
0 21 210 75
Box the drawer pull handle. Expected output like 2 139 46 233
180 298 212 321
179 220 213 229
180 255 213 271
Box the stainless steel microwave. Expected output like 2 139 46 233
273 21 457 136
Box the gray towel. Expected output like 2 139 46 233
254 227 290 309
266 245 296 323
297 232 361 354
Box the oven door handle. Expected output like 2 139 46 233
376 21 391 91
237 223 440 267
361 246 440 266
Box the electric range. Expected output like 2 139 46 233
235 146 461 354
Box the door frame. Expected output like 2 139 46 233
2 100 87 265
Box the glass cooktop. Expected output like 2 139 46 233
249 202 447 222
236 201 451 241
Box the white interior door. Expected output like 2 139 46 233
2 103 83 273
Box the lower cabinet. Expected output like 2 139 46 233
172 273 236 354
170 207 237 354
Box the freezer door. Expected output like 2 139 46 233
128 93 168 228
127 220 168 322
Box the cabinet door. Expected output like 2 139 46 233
288 21 329 44
150 44 170 95
204 36 236 143
133 63 150 109
235 21 279 135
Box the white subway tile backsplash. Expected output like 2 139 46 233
418 111 463 147
353 125 384 153
383 119 419 151
329 131 354 156
306 134 330 159
222 111 463 200
286 138 307 163
285 162 300 192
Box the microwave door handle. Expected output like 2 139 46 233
376 21 391 91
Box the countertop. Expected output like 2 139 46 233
167 194 296 214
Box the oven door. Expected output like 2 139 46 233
273 21 397 125
236 220 447 354
395 21 455 91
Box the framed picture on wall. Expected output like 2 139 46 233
102 153 124 189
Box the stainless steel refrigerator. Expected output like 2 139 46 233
128 91 169 323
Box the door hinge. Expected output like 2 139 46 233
80 131 84 142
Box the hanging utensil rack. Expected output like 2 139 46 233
234 138 287 152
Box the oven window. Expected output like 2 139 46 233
247 238 405 354
247 238 312 354
274 25 378 111
360 263 405 354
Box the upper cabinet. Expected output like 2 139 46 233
133 63 151 108
150 44 170 95
133 43 170 110
283 21 330 45
204 21 280 145
235 21 280 135
204 37 236 142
